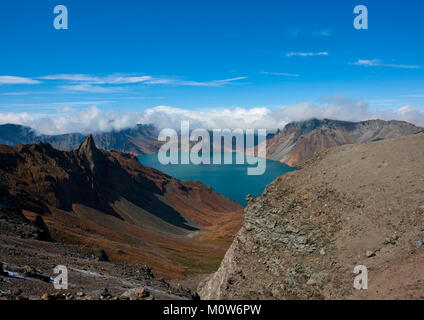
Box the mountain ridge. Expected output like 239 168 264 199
1 119 421 165
262 118 422 166
0 136 243 278
0 123 162 155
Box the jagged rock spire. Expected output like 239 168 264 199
78 134 97 153
77 134 105 178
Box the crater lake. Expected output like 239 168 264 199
138 153 295 206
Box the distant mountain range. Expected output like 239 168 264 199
263 119 423 166
0 123 162 155
0 123 273 155
0 119 422 167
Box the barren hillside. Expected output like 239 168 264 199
199 132 424 300
0 136 243 280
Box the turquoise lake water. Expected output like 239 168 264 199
138 153 295 206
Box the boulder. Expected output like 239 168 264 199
120 287 153 300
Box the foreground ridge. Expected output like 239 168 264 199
199 132 424 300
0 136 243 281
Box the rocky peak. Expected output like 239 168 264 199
78 134 97 153
77 134 106 178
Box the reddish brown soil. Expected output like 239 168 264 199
0 136 243 281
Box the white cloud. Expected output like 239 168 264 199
1 95 423 135
58 84 120 93
286 52 329 57
352 59 420 69
39 73 247 88
352 59 380 67
273 95 424 128
313 29 332 37
0 76 41 85
140 105 280 131
39 74 153 84
0 106 140 135
177 77 248 87
260 72 299 78
287 27 332 38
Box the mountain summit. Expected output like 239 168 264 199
77 134 106 179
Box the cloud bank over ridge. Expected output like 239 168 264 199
0 95 423 135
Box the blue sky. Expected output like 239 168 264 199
0 0 423 133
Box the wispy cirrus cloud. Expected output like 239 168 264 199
0 100 115 110
0 76 41 85
286 52 329 57
260 72 300 78
39 73 248 88
352 59 420 69
39 74 153 84
287 27 332 38
313 29 332 37
58 84 122 93
177 77 248 87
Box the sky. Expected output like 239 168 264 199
0 0 423 134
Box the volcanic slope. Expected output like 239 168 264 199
0 135 243 279
199 132 424 299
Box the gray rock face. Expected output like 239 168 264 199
198 183 345 300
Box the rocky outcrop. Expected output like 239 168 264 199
120 287 153 300
262 119 422 166
199 132 424 299
0 183 52 241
